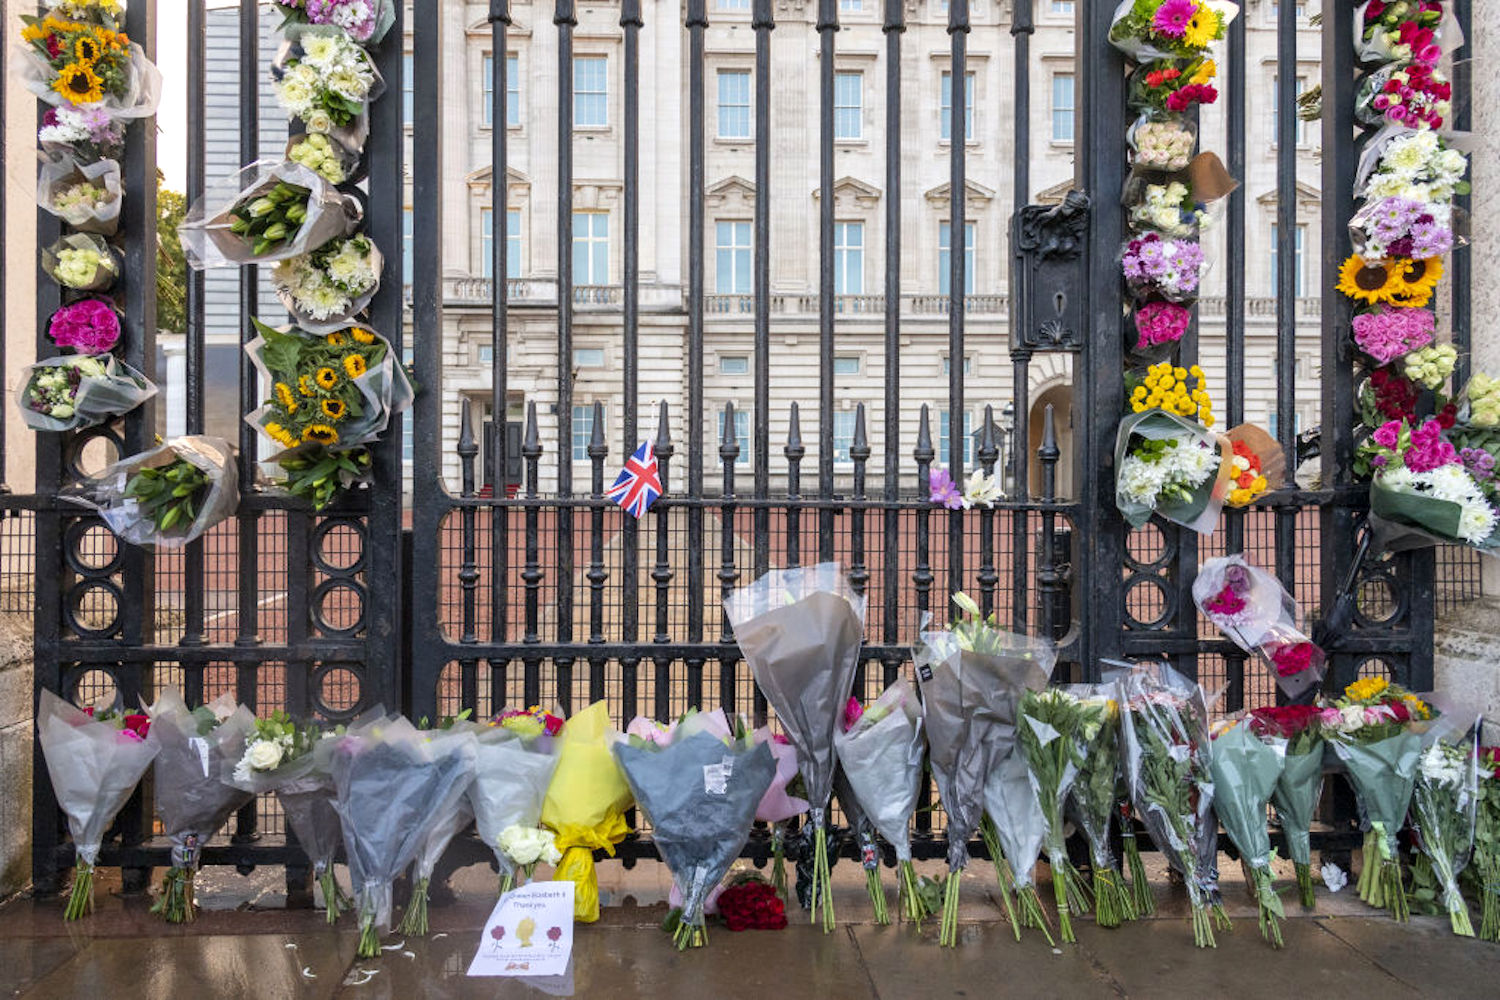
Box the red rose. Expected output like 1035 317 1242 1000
123 714 151 738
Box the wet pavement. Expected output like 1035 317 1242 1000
4 856 1499 998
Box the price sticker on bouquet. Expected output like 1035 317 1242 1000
468 881 575 978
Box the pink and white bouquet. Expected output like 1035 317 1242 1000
1128 114 1196 171
1355 0 1449 67
47 298 121 354
1192 555 1327 697
1367 417 1500 552
38 105 124 163
1131 300 1191 356
1122 232 1206 301
36 689 156 920
1357 61 1453 130
273 0 396 46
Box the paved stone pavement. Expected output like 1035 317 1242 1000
3 857 1499 998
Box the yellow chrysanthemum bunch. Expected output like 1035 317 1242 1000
1130 362 1214 427
1344 676 1390 703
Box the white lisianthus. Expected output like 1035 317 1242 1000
497 824 561 866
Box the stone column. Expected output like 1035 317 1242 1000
0 617 32 896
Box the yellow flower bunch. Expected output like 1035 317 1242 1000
263 421 300 449
1182 4 1220 50
1130 362 1214 427
1190 59 1216 86
274 382 299 413
1344 676 1389 703
1402 693 1432 721
343 354 367 378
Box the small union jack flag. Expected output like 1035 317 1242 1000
606 440 662 518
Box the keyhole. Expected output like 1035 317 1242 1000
1054 291 1066 316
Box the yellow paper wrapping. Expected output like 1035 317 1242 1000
540 700 634 921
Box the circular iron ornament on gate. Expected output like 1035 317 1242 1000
63 424 123 483
63 517 123 575
311 661 365 720
311 579 367 637
311 517 367 575
63 579 124 639
1123 522 1176 573
1122 574 1174 631
65 664 121 711
1352 564 1406 629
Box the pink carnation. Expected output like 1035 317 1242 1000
47 299 121 355
1372 420 1401 450
1403 417 1458 473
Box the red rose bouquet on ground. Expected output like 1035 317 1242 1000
1249 704 1326 908
717 876 787 931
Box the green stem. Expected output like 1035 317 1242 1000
1294 861 1316 910
940 867 962 948
978 817 1021 936
812 823 835 933
1479 866 1500 942
149 867 195 924
898 860 929 925
1122 828 1155 916
771 824 788 905
64 861 94 921
500 869 514 897
320 869 348 925
1015 885 1056 946
357 913 381 959
865 865 890 925
1252 866 1284 949
1091 867 1133 928
397 876 430 937
1381 857 1409 922
1184 860 1215 949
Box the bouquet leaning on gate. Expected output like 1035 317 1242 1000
1115 660 1227 948
467 708 563 899
396 711 481 937
986 747 1055 946
915 592 1056 947
614 724 776 949
1017 687 1092 943
35 689 156 920
1248 704 1326 909
1064 687 1136 928
724 563 867 934
1326 676 1435 921
222 709 351 922
835 678 927 924
1474 745 1500 941
324 714 477 957
1209 717 1287 948
1410 734 1479 936
752 726 808 905
145 689 255 923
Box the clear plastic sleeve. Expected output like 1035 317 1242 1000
272 27 388 155
78 435 239 549
277 777 344 877
1064 685 1125 871
36 689 158 868
723 563 867 817
15 355 156 433
37 152 122 235
1370 473 1500 557
1353 1 1463 67
273 241 384 334
1348 196 1469 263
834 678 925 862
465 724 561 879
177 159 358 270
145 689 256 869
1107 0 1240 62
277 0 398 46
1410 737 1480 932
19 40 162 120
753 726 809 823
1192 555 1324 699
1114 408 1233 535
984 748 1048 894
41 232 119 291
410 794 474 884
1127 110 1198 173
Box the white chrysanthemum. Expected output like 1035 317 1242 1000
1119 455 1166 506
300 33 340 65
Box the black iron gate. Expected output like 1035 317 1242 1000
8 0 1475 888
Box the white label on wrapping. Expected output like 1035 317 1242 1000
188 736 212 778
703 757 734 796
468 881 574 978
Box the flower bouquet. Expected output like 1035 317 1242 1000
37 152 121 235
1115 408 1229 535
1338 253 1444 309
1209 718 1287 947
222 710 351 922
1356 126 1469 206
272 26 386 154
16 355 155 433
1127 58 1218 114
1222 424 1284 508
1064 687 1136 928
18 8 162 120
1356 62 1453 131
1130 300 1191 360
1115 661 1225 947
41 232 119 291
144 689 255 922
272 0 397 46
1128 112 1196 172
1017 687 1092 942
914 592 1055 946
38 105 125 163
1410 737 1479 936
1192 554 1326 697
985 747 1054 945
47 298 120 354
539 700 634 922
324 714 477 957
1349 195 1462 264
1326 676 1435 919
1127 180 1208 240
1355 0 1450 67
1457 373 1500 430
1473 746 1500 941
1248 704 1325 908
82 436 239 548
36 689 155 920
834 679 926 924
1368 417 1500 553
272 235 382 332
1122 232 1206 302
467 709 563 897
1352 306 1436 367
1108 0 1236 61
752 726 808 903
398 783 474 937
717 874 788 931
1401 343 1457 392
724 563 867 933
615 727 776 949
178 159 356 269
286 131 358 186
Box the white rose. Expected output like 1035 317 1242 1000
247 738 284 771
306 110 335 134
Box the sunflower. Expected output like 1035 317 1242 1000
343 354 367 378
325 331 347 347
1182 4 1219 49
321 398 347 420
1336 254 1404 305
350 327 376 344
53 61 103 105
274 382 298 412
73 33 101 63
264 421 299 448
298 374 316 397
1393 257 1443 304
315 367 339 390
304 424 340 445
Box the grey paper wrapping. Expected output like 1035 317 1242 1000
84 436 239 549
411 795 474 881
277 776 344 876
915 629 1054 870
178 159 357 269
1331 730 1422 858
37 152 122 235
220 730 325 796
984 749 1048 891
613 732 775 923
723 563 866 820
1209 724 1285 870
833 679 924 861
1272 744 1325 868
324 717 477 932
21 41 162 119
36 689 157 867
274 242 385 334
16 356 156 433
466 726 560 878
146 689 255 868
